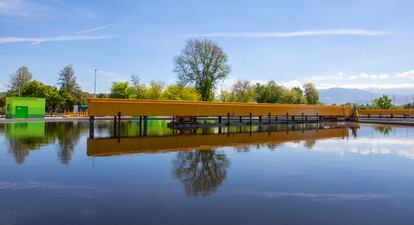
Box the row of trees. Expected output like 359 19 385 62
4 65 87 114
220 80 319 104
107 78 200 101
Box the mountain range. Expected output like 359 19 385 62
319 88 414 105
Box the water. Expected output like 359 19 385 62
1 121 414 225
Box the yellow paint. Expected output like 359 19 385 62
88 98 352 117
87 127 349 156
358 109 414 116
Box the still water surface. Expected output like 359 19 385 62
0 121 414 225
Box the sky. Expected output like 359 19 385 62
1 0 414 95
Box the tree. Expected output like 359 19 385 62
219 89 232 102
303 82 319 104
174 39 231 101
291 87 306 104
0 93 5 111
9 66 32 96
145 81 164 100
229 80 255 102
161 85 200 101
254 81 284 103
130 74 140 87
20 80 64 114
110 82 134 99
57 65 81 97
130 75 147 99
373 95 392 109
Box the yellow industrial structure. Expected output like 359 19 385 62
88 98 352 118
357 109 414 117
86 99 414 138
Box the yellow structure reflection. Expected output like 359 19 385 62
87 125 350 157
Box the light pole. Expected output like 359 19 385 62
94 69 97 97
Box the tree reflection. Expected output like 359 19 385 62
54 122 83 164
173 149 229 197
304 140 316 149
375 126 392 135
5 122 86 164
7 137 43 164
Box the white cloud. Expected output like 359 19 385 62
0 34 115 45
303 71 414 90
184 29 392 38
281 80 302 88
227 70 414 91
349 73 390 80
0 0 47 16
396 70 414 79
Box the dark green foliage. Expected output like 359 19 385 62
373 95 392 109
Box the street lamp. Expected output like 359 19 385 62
94 69 97 97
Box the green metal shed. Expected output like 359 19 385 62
5 97 46 119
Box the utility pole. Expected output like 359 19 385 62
94 69 97 97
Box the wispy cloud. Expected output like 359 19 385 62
0 34 116 45
184 29 392 38
0 0 48 16
77 23 117 34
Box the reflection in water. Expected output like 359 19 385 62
3 122 87 164
2 121 414 224
374 126 392 135
87 124 350 156
173 150 229 197
53 122 83 164
88 123 349 197
304 139 316 149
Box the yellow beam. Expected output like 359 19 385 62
87 127 349 156
358 109 414 116
88 98 352 117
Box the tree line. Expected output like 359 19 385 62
2 65 88 114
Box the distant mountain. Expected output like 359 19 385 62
319 88 373 105
318 88 412 105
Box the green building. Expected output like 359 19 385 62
5 97 46 118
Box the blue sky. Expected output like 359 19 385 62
1 0 414 94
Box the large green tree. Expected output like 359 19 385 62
9 66 32 96
174 39 231 101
